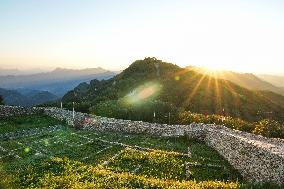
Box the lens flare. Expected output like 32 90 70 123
138 86 156 99
24 147 30 153
125 82 161 104
174 76 180 81
44 139 49 145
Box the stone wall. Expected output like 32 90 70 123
0 105 43 118
43 107 205 139
204 125 284 184
1 106 283 185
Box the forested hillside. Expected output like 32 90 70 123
62 58 284 123
0 88 58 107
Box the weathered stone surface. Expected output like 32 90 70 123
1 106 283 185
0 105 43 118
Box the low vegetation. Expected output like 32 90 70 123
8 157 241 189
0 115 243 188
0 115 283 188
0 115 66 134
177 111 284 139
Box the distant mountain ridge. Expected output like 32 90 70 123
187 66 284 96
0 67 117 97
258 74 284 87
0 68 22 76
0 67 53 76
0 88 58 107
0 68 40 76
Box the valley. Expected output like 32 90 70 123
0 68 117 106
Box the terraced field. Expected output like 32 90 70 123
0 115 278 188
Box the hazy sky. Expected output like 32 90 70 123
0 0 284 74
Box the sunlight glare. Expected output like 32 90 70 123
125 82 161 104
24 147 30 153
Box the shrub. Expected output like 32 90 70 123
178 112 284 139
253 119 284 138
176 111 255 133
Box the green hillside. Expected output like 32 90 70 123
62 58 284 123
0 88 58 107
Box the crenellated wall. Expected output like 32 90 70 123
1 106 283 185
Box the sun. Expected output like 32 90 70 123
188 65 224 78
203 66 222 74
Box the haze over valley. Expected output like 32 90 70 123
0 67 116 106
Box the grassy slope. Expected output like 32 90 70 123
0 115 65 133
0 115 282 188
0 115 245 188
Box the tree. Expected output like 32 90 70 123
0 95 4 105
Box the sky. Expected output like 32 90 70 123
0 0 284 74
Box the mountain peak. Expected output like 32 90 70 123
118 57 181 79
62 58 284 122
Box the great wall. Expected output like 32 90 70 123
0 105 283 185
